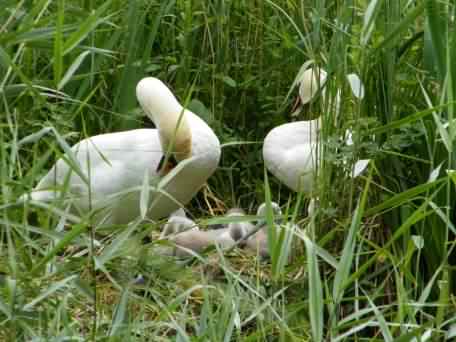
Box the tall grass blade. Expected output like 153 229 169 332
109 285 130 336
424 0 446 78
23 275 78 310
53 0 64 87
333 169 372 302
304 230 324 342
58 50 91 90
62 1 112 55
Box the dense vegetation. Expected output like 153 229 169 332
1 0 456 340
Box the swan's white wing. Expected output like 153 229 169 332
346 73 365 99
30 129 163 224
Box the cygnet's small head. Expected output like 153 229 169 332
256 202 282 219
255 201 282 230
161 216 198 237
228 222 247 241
226 207 246 217
136 77 192 161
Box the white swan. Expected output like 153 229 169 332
263 67 368 197
22 77 221 225
263 117 321 193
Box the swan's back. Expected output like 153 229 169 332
263 119 320 193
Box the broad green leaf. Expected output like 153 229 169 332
368 103 454 135
365 178 446 216
17 127 53 146
346 73 365 99
220 75 237 88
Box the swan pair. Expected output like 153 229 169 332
159 202 282 258
23 69 367 228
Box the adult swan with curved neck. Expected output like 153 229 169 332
263 68 326 194
263 66 367 205
23 77 221 225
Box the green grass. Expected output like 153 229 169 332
1 0 456 340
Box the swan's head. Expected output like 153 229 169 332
298 67 327 104
136 77 192 161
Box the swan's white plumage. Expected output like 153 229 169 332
263 67 326 194
263 66 368 195
25 77 221 224
263 118 321 193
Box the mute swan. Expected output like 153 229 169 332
245 202 282 258
263 66 368 197
21 77 221 225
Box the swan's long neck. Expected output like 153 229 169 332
156 108 192 161
136 78 192 161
